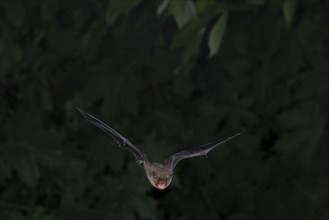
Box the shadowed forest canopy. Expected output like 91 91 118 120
0 0 328 220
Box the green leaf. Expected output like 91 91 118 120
169 0 197 28
106 0 141 25
171 20 205 49
283 0 297 27
157 0 170 16
171 20 205 74
194 0 217 16
208 11 229 58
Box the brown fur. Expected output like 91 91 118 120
144 163 173 190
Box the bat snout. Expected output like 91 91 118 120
157 184 167 190
156 180 168 190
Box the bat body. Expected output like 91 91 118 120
77 108 243 190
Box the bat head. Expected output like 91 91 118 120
145 163 173 190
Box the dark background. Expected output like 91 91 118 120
0 0 328 220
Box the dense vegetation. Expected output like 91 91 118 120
0 0 328 220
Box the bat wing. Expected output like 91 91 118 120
166 129 244 168
77 108 148 166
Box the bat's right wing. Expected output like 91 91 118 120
77 108 148 166
165 129 244 168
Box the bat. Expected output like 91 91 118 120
77 108 244 190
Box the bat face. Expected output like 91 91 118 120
144 163 173 190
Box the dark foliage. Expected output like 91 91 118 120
0 0 328 220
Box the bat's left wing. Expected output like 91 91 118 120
77 108 149 166
165 129 244 168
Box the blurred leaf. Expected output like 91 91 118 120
2 141 40 187
80 25 103 61
0 158 12 182
194 0 217 16
215 185 236 215
0 1 327 219
208 11 228 58
47 27 80 56
169 0 198 28
173 73 192 98
9 43 22 63
120 90 140 117
106 0 141 25
103 139 125 173
247 0 266 5
131 196 158 219
171 20 205 73
66 160 86 182
1 1 25 27
0 211 25 220
30 207 60 220
157 0 170 16
283 0 297 27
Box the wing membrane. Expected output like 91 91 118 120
77 108 148 165
166 129 244 168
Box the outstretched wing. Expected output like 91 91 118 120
77 108 148 165
166 129 244 168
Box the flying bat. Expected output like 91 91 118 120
77 108 243 190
